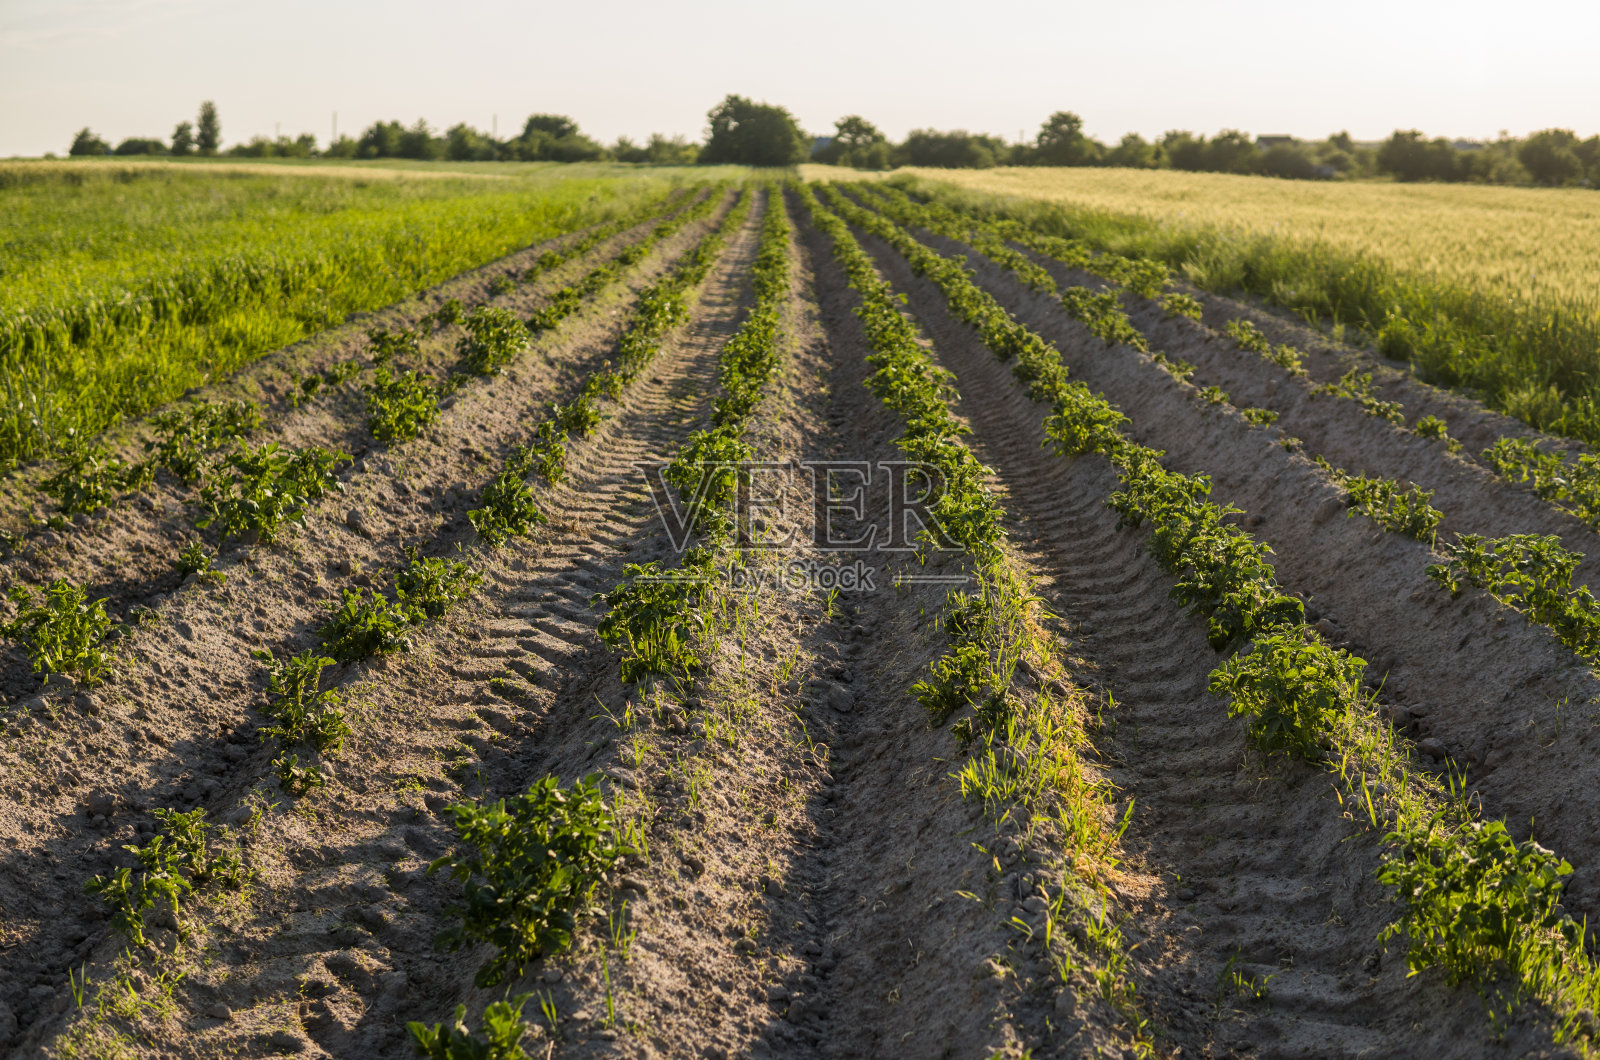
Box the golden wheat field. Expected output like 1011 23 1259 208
907 165 1600 309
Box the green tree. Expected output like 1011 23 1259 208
1520 129 1585 186
1204 130 1261 174
398 119 442 160
510 115 605 162
700 94 808 166
1106 132 1157 168
895 129 1006 169
1034 110 1102 166
358 121 404 158
1261 142 1317 180
522 114 579 140
196 101 220 155
1377 130 1460 182
1161 130 1207 171
814 115 889 168
68 128 110 156
647 133 697 164
170 121 195 156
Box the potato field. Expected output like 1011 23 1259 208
4 165 1600 1060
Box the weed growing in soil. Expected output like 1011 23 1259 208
1378 819 1589 1006
1059 287 1149 351
1222 319 1308 377
366 367 440 443
1109 447 1303 649
409 995 536 1060
85 807 245 948
197 443 348 544
528 421 568 485
2 579 112 685
429 298 464 328
487 274 518 297
1151 352 1196 382
551 396 603 438
1240 407 1279 427
456 306 529 377
1209 631 1363 760
431 774 632 987
596 558 711 683
254 649 351 756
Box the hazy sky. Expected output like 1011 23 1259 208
4 0 1598 157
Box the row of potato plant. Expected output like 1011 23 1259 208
596 185 789 687
10 192 713 697
870 187 1600 681
527 188 755 495
402 187 766 1052
835 184 1600 1049
528 189 721 334
801 183 1153 1049
37 187 734 1055
72 193 734 962
919 183 1600 556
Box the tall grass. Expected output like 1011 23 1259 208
895 169 1600 446
0 163 694 468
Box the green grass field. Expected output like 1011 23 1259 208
0 160 724 468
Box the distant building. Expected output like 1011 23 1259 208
1255 135 1297 149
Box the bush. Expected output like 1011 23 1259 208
1520 129 1586 186
430 775 631 987
1261 143 1319 180
114 138 167 157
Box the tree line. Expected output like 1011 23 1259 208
815 112 1600 188
64 97 1600 188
